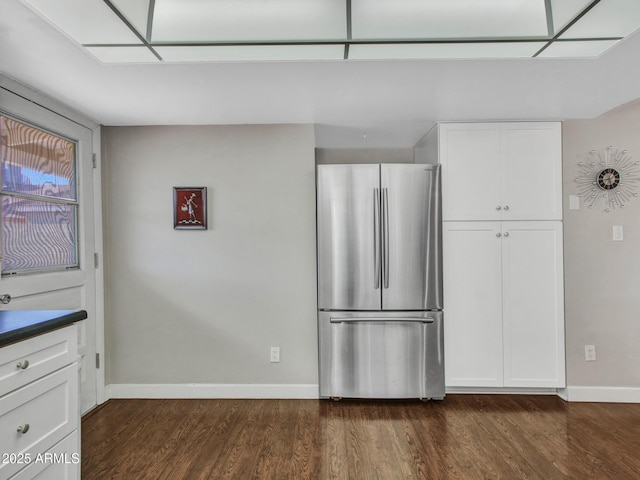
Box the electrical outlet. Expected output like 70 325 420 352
613 225 624 242
585 345 597 362
270 346 280 363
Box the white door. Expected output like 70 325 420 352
501 123 563 221
502 221 565 387
443 222 503 387
439 123 501 221
0 87 98 413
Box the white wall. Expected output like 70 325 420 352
563 100 640 398
102 125 318 394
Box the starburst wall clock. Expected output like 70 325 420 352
574 146 640 212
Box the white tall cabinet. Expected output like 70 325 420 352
419 122 565 389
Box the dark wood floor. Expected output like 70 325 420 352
81 395 640 479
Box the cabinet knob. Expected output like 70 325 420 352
16 360 29 370
503 205 510 211
504 232 510 238
17 424 30 434
496 205 502 211
496 232 502 238
0 294 11 304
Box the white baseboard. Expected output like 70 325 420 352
446 387 559 395
561 386 640 403
446 386 640 403
105 384 640 403
106 383 319 400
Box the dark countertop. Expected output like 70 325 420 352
0 309 87 347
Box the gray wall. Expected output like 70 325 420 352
102 111 640 393
563 100 640 388
102 124 318 385
316 148 414 164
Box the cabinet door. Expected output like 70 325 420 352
0 365 78 479
439 124 501 221
502 222 565 387
443 222 503 387
500 123 562 220
9 431 79 480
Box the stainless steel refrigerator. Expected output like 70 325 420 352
316 163 444 400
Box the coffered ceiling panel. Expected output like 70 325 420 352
110 0 150 38
22 0 142 44
155 45 345 62
560 0 640 38
349 42 546 60
151 0 347 42
548 0 593 33
351 0 549 40
537 39 619 57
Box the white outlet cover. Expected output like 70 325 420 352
585 345 597 361
569 195 580 210
270 347 280 362
613 225 624 241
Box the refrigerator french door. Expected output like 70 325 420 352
316 164 444 400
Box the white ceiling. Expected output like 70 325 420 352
2 0 640 148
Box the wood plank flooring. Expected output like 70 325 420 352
81 395 640 479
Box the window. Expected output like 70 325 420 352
0 115 79 275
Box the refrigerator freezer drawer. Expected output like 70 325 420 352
318 311 444 400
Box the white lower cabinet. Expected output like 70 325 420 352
8 432 79 480
444 221 565 388
0 325 79 480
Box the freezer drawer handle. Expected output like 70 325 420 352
330 317 434 324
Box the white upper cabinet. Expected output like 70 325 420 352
439 123 502 220
500 123 563 221
438 122 562 221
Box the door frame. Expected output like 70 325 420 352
0 74 105 410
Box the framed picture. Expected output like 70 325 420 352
173 187 207 230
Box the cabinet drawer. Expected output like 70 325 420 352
0 326 77 397
0 364 78 479
8 431 79 480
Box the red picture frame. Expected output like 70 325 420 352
173 187 207 230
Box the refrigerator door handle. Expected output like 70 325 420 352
373 188 381 289
382 188 390 289
330 317 435 324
